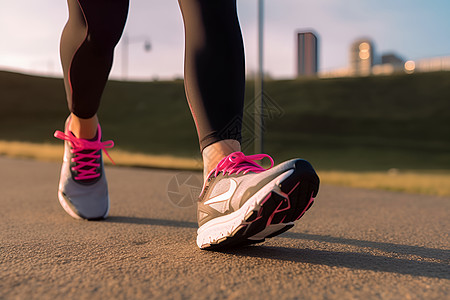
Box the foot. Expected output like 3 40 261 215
54 117 114 220
197 152 320 249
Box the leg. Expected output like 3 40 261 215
179 0 320 250
55 0 128 220
60 0 129 138
178 0 245 178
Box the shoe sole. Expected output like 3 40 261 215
197 160 319 250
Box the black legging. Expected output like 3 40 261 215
60 0 244 151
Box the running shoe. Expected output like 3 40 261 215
54 117 114 220
197 152 319 249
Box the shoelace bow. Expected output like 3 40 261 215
213 151 274 177
54 130 114 181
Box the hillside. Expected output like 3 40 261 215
0 70 449 171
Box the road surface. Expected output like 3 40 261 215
1 156 449 299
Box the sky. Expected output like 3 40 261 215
1 0 449 80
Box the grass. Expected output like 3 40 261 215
319 170 450 197
0 140 201 170
1 140 449 197
1 70 449 196
259 73 450 171
1 70 449 170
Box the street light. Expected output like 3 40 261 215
121 33 151 80
254 0 264 154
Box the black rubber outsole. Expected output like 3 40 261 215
201 160 320 250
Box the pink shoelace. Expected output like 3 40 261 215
54 126 114 181
212 151 274 177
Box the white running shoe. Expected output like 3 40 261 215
54 117 114 220
197 152 320 249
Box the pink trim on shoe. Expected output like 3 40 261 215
201 152 274 195
213 152 274 176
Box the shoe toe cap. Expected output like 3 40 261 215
59 180 109 220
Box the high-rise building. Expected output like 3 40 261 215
350 39 374 76
297 31 319 77
381 53 405 66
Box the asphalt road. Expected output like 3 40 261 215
1 156 449 299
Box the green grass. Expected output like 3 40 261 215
259 74 450 170
1 70 449 171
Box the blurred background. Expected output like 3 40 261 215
2 0 450 79
1 0 449 195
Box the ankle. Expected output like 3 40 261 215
202 139 241 180
69 113 99 140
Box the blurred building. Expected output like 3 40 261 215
296 31 319 77
349 39 374 76
316 36 450 79
415 56 450 72
381 53 405 66
372 52 405 75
